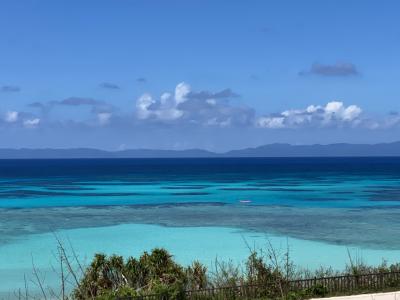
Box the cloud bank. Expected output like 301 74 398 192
1 82 398 133
136 82 253 127
256 101 362 129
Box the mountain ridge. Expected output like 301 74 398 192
1 142 400 158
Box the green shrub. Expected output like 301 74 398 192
73 248 206 299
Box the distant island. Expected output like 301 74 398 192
1 141 400 158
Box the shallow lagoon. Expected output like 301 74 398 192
1 223 400 298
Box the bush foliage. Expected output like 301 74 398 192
24 240 400 300
70 246 400 300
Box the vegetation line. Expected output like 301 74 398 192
20 240 400 300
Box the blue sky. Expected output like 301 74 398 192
1 0 400 151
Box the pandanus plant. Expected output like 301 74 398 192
74 248 207 299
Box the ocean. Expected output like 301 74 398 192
1 157 400 296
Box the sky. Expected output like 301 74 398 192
1 0 400 151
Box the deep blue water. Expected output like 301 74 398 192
2 157 400 178
1 157 400 209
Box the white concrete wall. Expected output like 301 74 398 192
313 291 400 300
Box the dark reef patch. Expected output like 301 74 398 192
162 185 210 190
0 190 143 198
170 192 210 196
219 187 263 191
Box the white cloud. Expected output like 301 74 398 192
136 90 184 121
205 117 232 127
174 82 190 104
306 105 321 113
97 112 111 125
135 82 254 127
342 105 362 121
206 99 216 106
5 111 19 123
256 116 285 128
325 101 343 114
136 93 155 120
372 113 400 129
23 118 40 128
257 101 362 129
323 101 362 123
135 82 191 121
160 92 172 104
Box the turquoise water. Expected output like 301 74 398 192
1 223 400 298
1 158 400 296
